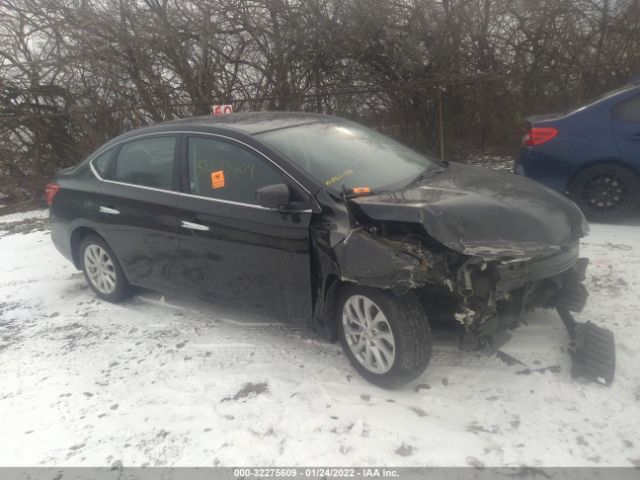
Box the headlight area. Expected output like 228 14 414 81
421 245 614 386
337 227 587 343
441 243 587 342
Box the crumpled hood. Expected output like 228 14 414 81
352 162 588 260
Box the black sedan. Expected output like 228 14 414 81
47 112 614 388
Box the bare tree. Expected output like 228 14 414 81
1 0 639 203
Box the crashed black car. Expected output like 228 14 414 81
47 112 615 388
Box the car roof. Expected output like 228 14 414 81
155 111 343 135
94 111 345 154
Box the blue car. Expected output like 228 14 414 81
515 76 640 220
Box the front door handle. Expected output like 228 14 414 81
180 220 210 231
99 206 120 215
626 133 640 142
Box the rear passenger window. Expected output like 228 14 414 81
109 136 176 190
92 149 113 177
187 137 284 204
613 95 640 123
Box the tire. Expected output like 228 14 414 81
568 163 640 221
79 234 132 303
337 284 431 389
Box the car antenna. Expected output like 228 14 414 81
341 184 360 227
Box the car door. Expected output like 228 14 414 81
612 94 640 162
175 134 314 323
92 134 182 292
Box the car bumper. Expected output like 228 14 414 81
453 242 589 337
494 242 581 297
50 212 74 264
515 148 572 193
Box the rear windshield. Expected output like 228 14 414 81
257 122 436 191
567 84 637 115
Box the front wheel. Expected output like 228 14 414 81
79 234 132 303
568 164 640 221
337 285 431 388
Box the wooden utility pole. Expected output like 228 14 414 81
438 88 445 161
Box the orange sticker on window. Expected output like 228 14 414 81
352 186 370 194
211 170 225 189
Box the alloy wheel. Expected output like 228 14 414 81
83 244 117 294
579 170 633 216
342 294 396 374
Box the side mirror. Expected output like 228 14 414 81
255 183 291 209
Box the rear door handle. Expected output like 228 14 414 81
180 220 210 231
99 206 120 215
626 133 640 142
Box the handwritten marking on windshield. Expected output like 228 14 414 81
325 169 354 187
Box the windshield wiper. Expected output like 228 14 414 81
405 162 447 189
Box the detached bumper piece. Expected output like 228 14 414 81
571 321 616 386
558 308 616 386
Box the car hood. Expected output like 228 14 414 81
352 162 588 260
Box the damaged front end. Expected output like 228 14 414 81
330 220 615 386
454 241 588 340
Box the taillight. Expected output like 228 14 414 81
45 182 60 206
523 127 558 146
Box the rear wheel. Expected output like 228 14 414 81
79 235 132 302
568 164 640 221
337 285 431 388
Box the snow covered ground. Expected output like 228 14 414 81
0 210 639 467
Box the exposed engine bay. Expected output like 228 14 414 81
335 221 584 332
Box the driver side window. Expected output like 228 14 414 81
187 137 285 204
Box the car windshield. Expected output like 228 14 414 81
257 121 437 191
